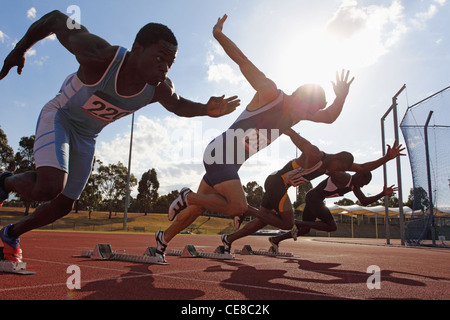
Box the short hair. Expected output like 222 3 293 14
335 151 354 170
293 84 326 106
134 23 178 48
353 171 372 186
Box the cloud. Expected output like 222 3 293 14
41 34 57 43
25 48 36 57
325 0 448 65
0 30 8 44
411 0 446 28
326 1 368 40
207 62 243 84
94 114 290 195
205 40 247 86
95 116 220 194
325 0 408 68
27 7 37 20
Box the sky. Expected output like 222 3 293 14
0 0 449 207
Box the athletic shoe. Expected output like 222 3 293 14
221 234 231 254
155 230 167 263
168 187 192 221
268 237 279 253
0 224 23 262
291 224 298 241
0 171 12 208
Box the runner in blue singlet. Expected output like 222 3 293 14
0 10 240 262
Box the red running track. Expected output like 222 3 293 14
1 230 449 302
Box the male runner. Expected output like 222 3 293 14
0 10 239 262
157 14 355 261
220 129 404 254
268 171 397 252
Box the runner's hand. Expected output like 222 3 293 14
0 49 26 80
384 185 398 196
331 69 354 100
385 140 406 160
206 95 240 117
213 14 228 37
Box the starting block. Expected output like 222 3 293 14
167 244 236 260
0 247 35 275
73 244 168 265
234 245 293 257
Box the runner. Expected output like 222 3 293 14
268 171 397 252
0 10 240 262
220 130 404 254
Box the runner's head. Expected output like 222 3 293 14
292 84 327 114
325 151 354 172
134 23 178 49
132 23 178 86
352 171 372 188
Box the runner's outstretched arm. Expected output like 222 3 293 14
0 10 112 80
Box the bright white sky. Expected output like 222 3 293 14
1 0 449 206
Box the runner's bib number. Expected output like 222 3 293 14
81 93 133 123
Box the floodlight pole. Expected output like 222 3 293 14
123 113 135 230
424 111 436 246
381 84 406 245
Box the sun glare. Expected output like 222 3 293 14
276 21 389 99
275 29 345 98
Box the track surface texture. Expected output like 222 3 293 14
1 231 449 305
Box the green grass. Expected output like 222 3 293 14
0 207 237 235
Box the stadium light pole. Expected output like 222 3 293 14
424 111 436 246
381 84 406 246
123 113 134 230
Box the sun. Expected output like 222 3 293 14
274 30 342 96
275 25 376 99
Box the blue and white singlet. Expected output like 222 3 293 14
34 47 155 199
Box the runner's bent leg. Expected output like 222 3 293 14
227 218 267 243
187 179 248 217
8 194 74 238
4 166 66 201
163 179 215 243
245 206 294 230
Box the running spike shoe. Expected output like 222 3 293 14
0 224 23 262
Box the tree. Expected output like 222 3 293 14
13 135 38 214
380 194 399 207
335 198 355 206
292 181 313 209
243 181 264 208
77 157 102 212
153 190 179 213
137 168 159 214
0 127 14 171
97 161 137 218
405 187 429 211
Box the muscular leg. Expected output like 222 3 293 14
269 221 301 244
8 193 74 238
297 219 337 232
245 206 294 230
227 218 267 243
4 166 67 202
163 179 217 244
186 179 248 217
270 218 337 246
